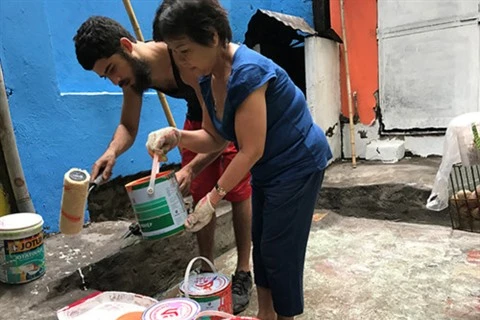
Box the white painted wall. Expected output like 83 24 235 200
305 36 341 159
404 136 444 157
339 0 477 160
342 121 445 159
378 0 480 130
342 123 379 159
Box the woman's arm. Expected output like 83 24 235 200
211 83 268 201
178 129 226 153
178 69 228 154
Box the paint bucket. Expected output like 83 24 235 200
142 298 201 320
125 157 187 240
57 291 158 320
195 311 259 320
117 311 144 320
180 257 232 320
0 213 46 284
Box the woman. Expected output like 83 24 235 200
148 1 332 319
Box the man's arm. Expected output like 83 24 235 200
173 65 228 194
91 89 143 181
176 148 224 196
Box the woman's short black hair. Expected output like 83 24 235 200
152 0 232 47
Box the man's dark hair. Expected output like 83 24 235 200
74 16 136 70
152 0 232 47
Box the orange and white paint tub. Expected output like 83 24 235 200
0 213 45 284
125 156 187 240
180 257 232 319
142 298 201 320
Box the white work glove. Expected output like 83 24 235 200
146 127 181 161
185 193 216 232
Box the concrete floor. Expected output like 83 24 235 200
216 211 480 320
1 211 478 320
1 158 479 319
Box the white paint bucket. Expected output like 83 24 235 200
57 291 158 320
0 213 46 284
125 170 187 240
180 257 233 319
142 298 201 320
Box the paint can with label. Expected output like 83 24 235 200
0 213 45 284
142 297 201 320
195 311 259 320
125 156 187 240
180 257 232 320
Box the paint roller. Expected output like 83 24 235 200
59 168 104 235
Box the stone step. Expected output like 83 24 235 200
318 157 451 226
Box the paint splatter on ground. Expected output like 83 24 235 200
216 211 480 320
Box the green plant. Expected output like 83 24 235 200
472 123 480 150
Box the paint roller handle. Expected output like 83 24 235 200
88 174 106 193
183 256 217 299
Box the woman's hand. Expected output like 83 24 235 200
185 192 218 232
146 127 181 159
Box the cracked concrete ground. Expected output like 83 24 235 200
222 211 480 320
1 158 479 319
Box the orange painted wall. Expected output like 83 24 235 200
330 0 378 125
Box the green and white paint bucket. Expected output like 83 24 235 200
125 167 187 240
0 213 46 284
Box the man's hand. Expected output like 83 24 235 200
91 149 116 181
185 193 216 232
175 166 194 197
146 127 181 159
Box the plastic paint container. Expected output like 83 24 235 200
0 213 46 284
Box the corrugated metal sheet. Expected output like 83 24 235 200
257 9 317 35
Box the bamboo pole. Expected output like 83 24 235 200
0 63 36 213
340 0 357 168
122 0 177 129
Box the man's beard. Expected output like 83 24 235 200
121 52 152 95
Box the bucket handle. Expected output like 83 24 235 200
195 310 236 319
147 154 160 195
183 256 217 299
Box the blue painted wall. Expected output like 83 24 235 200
0 0 313 232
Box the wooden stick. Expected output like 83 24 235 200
122 0 177 129
0 63 36 212
340 0 357 168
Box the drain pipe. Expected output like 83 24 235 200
0 63 35 213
